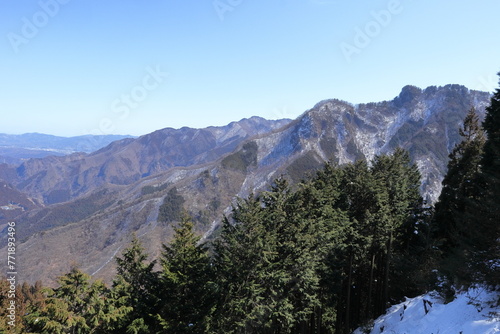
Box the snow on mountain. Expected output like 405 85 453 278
3 84 493 285
354 287 500 334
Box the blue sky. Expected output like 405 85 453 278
1 0 499 136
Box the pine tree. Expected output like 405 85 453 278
24 267 122 333
211 193 267 334
303 151 425 333
24 268 89 333
158 187 186 223
336 159 374 333
24 288 86 334
157 214 215 334
212 179 325 334
300 162 353 333
111 235 161 333
475 73 500 285
371 148 422 314
433 107 486 286
259 178 321 333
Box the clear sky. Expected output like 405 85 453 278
1 0 499 136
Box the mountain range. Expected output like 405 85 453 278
0 133 133 165
0 84 491 285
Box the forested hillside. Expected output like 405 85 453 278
1 76 498 333
1 84 491 286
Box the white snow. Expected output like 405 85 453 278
354 287 500 334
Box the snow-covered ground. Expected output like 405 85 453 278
354 287 500 334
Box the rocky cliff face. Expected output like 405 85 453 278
0 84 491 285
250 84 490 202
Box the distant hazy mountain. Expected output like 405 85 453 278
0 85 491 285
0 133 134 164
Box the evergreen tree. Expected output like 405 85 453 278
475 74 500 285
157 214 215 333
211 194 268 333
324 149 423 333
300 162 353 333
335 160 375 333
158 187 186 223
282 152 423 334
111 235 161 333
24 287 86 334
17 281 45 333
258 178 321 333
371 148 422 313
24 267 122 333
433 107 486 286
212 178 325 334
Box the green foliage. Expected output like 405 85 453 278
210 156 424 334
157 215 215 333
19 148 427 334
221 141 258 173
141 182 170 196
432 80 500 289
286 151 323 182
24 267 127 334
158 187 186 223
111 234 160 333
433 107 487 287
318 149 426 332
474 74 500 285
346 139 365 161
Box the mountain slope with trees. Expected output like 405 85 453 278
0 148 432 333
0 84 493 287
1 76 499 333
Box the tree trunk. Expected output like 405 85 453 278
367 252 376 319
383 231 393 311
316 305 321 334
345 254 353 334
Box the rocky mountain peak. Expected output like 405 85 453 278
394 85 423 107
254 84 490 203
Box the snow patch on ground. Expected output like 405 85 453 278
354 287 500 334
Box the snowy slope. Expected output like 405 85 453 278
354 288 500 334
